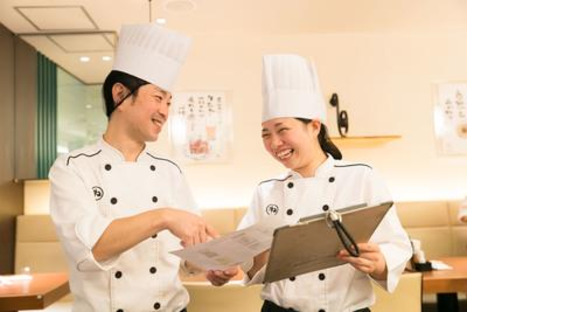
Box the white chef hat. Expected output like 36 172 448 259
112 24 192 91
262 54 327 123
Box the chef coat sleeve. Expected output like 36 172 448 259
237 189 267 285
365 169 413 293
49 156 119 272
236 189 260 231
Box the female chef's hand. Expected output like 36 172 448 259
163 208 219 246
337 242 387 280
206 267 239 286
247 250 270 279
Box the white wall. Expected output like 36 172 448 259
25 2 466 213
151 30 466 208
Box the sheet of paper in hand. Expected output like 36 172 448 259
171 218 285 271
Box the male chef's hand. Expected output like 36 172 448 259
206 267 239 286
163 208 219 246
337 242 387 280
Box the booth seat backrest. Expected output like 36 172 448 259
199 207 247 236
15 214 68 273
14 200 465 273
396 201 467 259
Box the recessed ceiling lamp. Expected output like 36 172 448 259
79 56 90 62
155 18 167 25
164 0 197 12
102 56 112 61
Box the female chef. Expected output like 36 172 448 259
237 54 413 312
49 24 235 312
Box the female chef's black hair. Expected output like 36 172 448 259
102 70 150 119
297 118 342 160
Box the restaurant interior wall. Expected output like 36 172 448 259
14 0 466 213
0 23 24 273
150 30 467 209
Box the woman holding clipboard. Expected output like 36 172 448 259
233 54 412 312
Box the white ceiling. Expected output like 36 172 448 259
0 0 466 84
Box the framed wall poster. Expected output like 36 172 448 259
433 82 467 155
169 91 233 163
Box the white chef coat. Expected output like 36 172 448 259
238 156 412 312
49 138 197 312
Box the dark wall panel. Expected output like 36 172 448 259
0 23 24 274
36 53 57 179
14 34 38 180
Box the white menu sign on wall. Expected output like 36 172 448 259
433 83 467 155
169 91 232 163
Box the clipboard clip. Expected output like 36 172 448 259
326 210 360 257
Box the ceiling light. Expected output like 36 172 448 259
155 18 167 25
102 56 112 61
57 145 69 154
85 104 93 109
79 56 90 62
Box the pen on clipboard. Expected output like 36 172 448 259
326 210 360 257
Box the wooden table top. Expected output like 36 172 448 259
0 272 69 311
422 257 467 294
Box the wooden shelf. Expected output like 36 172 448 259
330 135 401 147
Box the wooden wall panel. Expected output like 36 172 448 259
0 23 24 274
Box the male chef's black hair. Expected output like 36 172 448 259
297 118 342 160
102 70 150 119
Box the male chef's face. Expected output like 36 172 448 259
122 84 172 142
261 117 320 173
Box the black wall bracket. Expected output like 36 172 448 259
329 93 349 137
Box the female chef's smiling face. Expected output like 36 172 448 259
261 117 324 177
123 84 172 142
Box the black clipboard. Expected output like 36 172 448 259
263 201 393 283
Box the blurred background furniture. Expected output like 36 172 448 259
371 272 423 312
0 272 68 311
14 199 465 311
423 257 467 312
